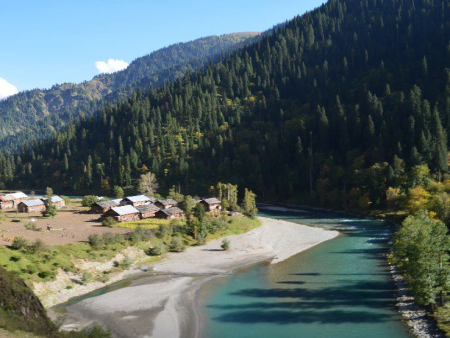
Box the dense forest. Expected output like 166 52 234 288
0 0 449 218
0 32 258 151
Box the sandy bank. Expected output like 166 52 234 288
57 217 339 338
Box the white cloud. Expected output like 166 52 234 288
0 77 18 100
95 59 129 74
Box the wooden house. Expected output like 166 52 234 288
17 199 46 213
120 195 153 207
155 207 184 220
103 205 140 222
155 199 177 210
0 195 15 210
90 200 120 214
41 196 65 209
200 198 222 213
136 204 160 219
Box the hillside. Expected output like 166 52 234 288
0 32 259 151
0 0 449 212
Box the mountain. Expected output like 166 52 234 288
0 32 259 151
0 0 449 211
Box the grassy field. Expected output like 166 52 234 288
0 215 261 284
112 218 170 230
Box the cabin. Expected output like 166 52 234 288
8 192 28 206
200 198 222 213
136 204 160 219
90 200 120 214
103 205 140 222
17 199 46 213
0 195 15 210
154 199 177 210
120 195 153 207
41 196 65 209
155 207 184 220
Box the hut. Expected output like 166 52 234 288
120 195 153 207
154 199 177 210
7 192 28 206
17 199 46 213
155 207 184 220
103 205 140 222
0 195 15 210
200 198 222 213
40 196 65 209
90 200 120 214
136 204 160 219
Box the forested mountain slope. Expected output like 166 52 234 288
0 32 259 151
1 0 449 212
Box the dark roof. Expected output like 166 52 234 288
136 204 160 213
156 199 177 206
95 200 119 208
202 198 221 205
158 207 184 216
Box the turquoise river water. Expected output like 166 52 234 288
197 208 411 338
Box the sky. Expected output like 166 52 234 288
0 0 325 98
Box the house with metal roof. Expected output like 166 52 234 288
17 199 46 213
103 205 140 222
41 196 66 208
0 195 15 210
120 195 154 207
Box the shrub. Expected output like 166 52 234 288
81 272 92 284
122 255 134 268
24 221 38 231
27 239 47 254
147 243 167 256
221 238 230 251
82 195 100 207
102 217 118 228
102 232 123 245
169 236 185 252
88 234 103 249
11 236 28 250
9 255 20 262
38 271 52 279
156 224 169 238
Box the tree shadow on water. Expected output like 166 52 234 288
208 280 398 325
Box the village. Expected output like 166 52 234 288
0 190 224 246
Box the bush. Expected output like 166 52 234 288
24 221 38 231
147 243 167 256
38 271 52 279
102 217 118 228
102 232 123 245
88 234 103 249
11 236 28 250
27 239 47 254
169 236 186 252
127 226 152 244
81 272 92 284
122 255 134 268
221 238 230 251
82 195 100 207
156 224 170 238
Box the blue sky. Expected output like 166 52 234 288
0 0 324 96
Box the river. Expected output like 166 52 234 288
198 208 411 337
54 207 411 337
